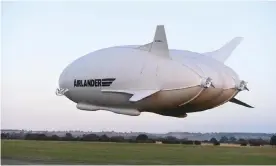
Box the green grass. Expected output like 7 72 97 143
2 140 276 164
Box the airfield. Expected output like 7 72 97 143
2 140 276 165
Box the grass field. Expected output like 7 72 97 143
2 140 276 165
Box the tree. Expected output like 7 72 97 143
166 136 178 142
248 139 262 146
229 136 237 143
51 135 60 141
210 138 220 146
219 136 229 143
62 132 73 141
181 139 193 145
270 135 276 146
110 136 125 143
99 134 110 142
210 138 217 143
1 133 9 139
240 142 247 146
136 134 148 143
25 133 35 140
238 138 247 146
238 138 246 142
65 133 73 138
81 134 99 141
162 136 180 144
194 140 201 145
25 133 49 140
8 133 23 140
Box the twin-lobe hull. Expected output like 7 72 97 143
71 86 204 111
65 86 204 117
178 87 222 111
179 88 238 113
57 25 252 117
60 47 205 114
136 86 204 110
207 88 239 109
167 50 241 114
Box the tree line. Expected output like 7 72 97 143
1 132 276 146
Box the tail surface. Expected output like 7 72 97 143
229 97 254 108
137 25 171 59
203 37 243 63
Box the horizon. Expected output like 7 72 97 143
1 128 275 135
2 1 276 133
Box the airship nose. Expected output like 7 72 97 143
56 66 71 96
59 69 67 88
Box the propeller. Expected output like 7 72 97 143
201 77 215 88
237 80 249 91
56 88 69 96
229 80 253 108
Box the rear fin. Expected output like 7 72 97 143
203 37 243 63
138 42 152 51
229 97 254 108
138 25 171 59
129 90 159 102
101 89 159 102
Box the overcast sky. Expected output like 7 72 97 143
1 1 276 133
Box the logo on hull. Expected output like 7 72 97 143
74 78 116 87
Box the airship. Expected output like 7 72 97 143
56 25 253 118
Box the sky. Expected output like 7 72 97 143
1 1 276 133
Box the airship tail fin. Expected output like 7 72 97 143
138 25 171 59
129 90 159 102
102 89 159 102
229 97 254 108
203 37 243 63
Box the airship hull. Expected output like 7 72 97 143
168 48 246 113
60 47 204 112
183 87 223 109
56 25 253 118
207 89 239 109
